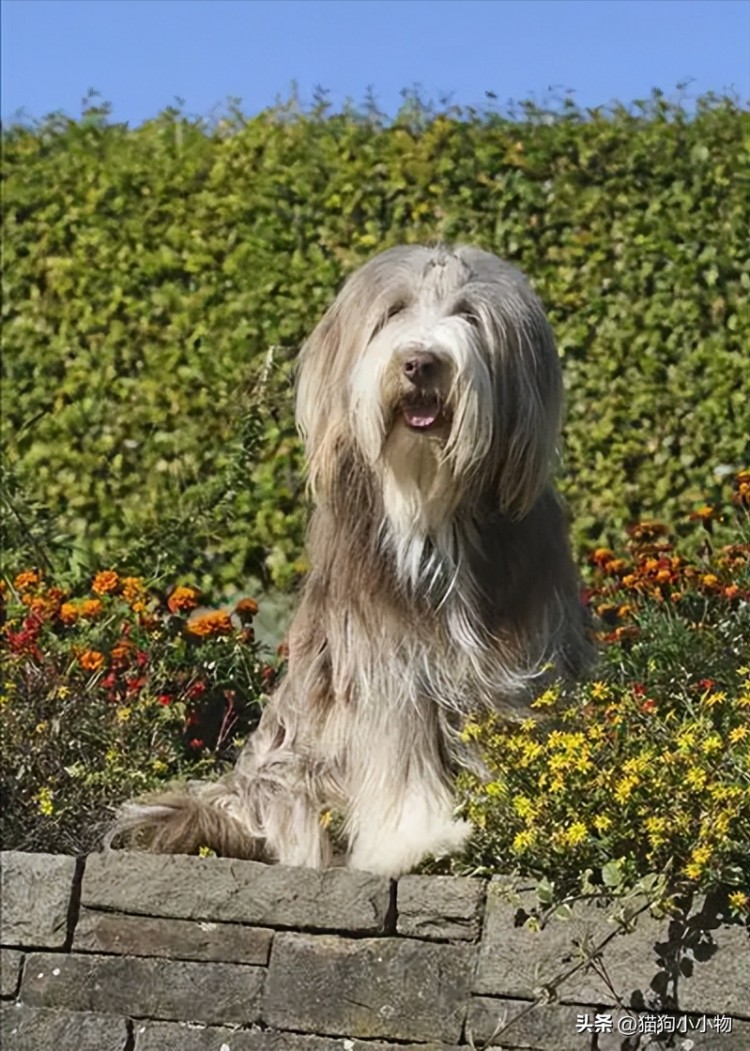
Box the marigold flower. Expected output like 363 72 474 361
689 505 714 522
14 570 41 591
121 576 146 603
168 586 200 614
234 597 259 623
91 570 119 595
590 547 614 567
78 650 105 672
59 601 79 622
627 520 670 543
111 641 134 665
80 598 103 619
186 609 233 637
604 558 628 576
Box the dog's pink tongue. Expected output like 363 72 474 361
404 405 439 428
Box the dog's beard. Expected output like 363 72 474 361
349 316 495 596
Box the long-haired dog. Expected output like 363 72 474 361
111 244 592 877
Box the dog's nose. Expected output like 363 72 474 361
402 351 438 383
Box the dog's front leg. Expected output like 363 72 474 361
343 707 471 877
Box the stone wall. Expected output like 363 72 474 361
1 850 748 1050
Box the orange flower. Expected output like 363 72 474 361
121 576 145 604
168 586 200 614
186 610 233 637
92 571 120 595
111 641 134 665
627 521 670 543
234 597 259 623
689 505 715 522
604 558 628 576
80 599 103 619
590 547 614 567
79 650 105 672
59 602 79 625
14 570 41 591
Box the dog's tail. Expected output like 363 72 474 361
104 784 267 860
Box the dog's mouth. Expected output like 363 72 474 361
402 395 451 432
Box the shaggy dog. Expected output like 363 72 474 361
111 244 592 877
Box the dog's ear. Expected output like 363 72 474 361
295 292 359 502
490 301 564 521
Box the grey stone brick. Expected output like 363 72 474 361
474 882 667 1008
468 997 750 1051
135 1021 460 1051
661 916 750 1018
0 852 76 949
397 874 485 941
0 1004 128 1051
74 908 272 964
21 951 263 1025
263 931 474 1043
0 949 23 998
83 852 390 933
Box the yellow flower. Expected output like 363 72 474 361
36 787 54 816
512 795 538 819
34 721 48 734
512 829 537 853
614 775 638 804
700 734 723 755
701 690 726 708
645 816 668 847
116 706 132 723
593 815 612 834
564 821 588 847
531 685 560 708
460 720 482 743
690 844 713 866
197 845 216 858
728 891 749 915
590 681 609 701
729 726 748 744
684 767 707 791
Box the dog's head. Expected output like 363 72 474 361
296 245 562 522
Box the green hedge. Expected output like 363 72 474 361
2 93 748 592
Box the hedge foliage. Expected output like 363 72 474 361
2 91 749 592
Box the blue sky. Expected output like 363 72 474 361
2 0 748 126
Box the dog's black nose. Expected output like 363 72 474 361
403 351 437 383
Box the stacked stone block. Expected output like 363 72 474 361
1 851 747 1049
